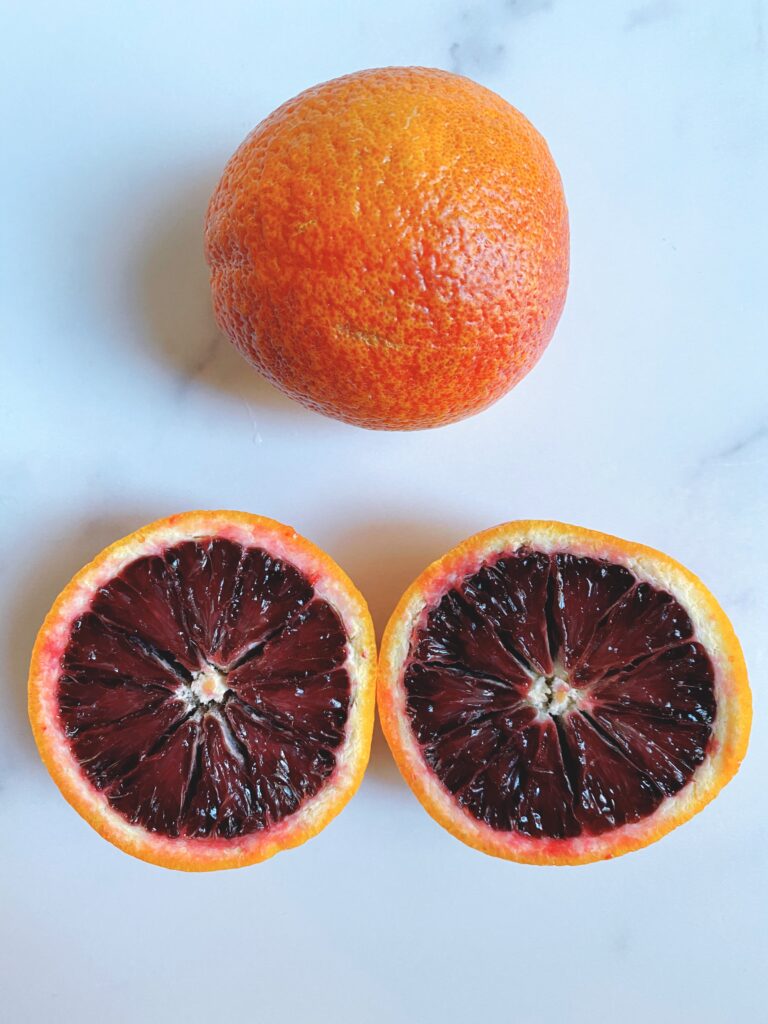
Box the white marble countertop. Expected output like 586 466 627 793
2 2 766 1021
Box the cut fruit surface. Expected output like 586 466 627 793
29 511 376 870
378 521 750 864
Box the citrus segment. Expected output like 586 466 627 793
378 522 750 863
30 512 376 870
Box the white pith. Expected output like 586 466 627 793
188 665 230 705
527 674 580 717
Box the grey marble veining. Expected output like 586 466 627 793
1 2 766 1022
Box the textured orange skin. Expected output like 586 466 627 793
29 511 376 871
205 67 569 430
378 521 752 865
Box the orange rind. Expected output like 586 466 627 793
205 67 569 430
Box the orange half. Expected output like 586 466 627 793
29 511 376 870
378 521 751 864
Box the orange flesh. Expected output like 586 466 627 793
59 538 350 840
378 522 751 864
29 512 376 870
404 549 716 838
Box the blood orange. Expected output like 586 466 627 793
205 66 568 430
378 521 751 864
29 511 376 870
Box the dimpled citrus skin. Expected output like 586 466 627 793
205 67 569 430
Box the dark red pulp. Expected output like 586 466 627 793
405 550 716 839
58 538 351 840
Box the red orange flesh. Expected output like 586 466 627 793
378 521 751 864
29 511 376 871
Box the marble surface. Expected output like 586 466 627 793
2 2 766 1021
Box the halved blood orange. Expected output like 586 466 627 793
29 511 375 870
378 521 751 864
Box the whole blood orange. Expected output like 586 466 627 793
378 522 751 864
28 511 376 870
205 67 569 429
